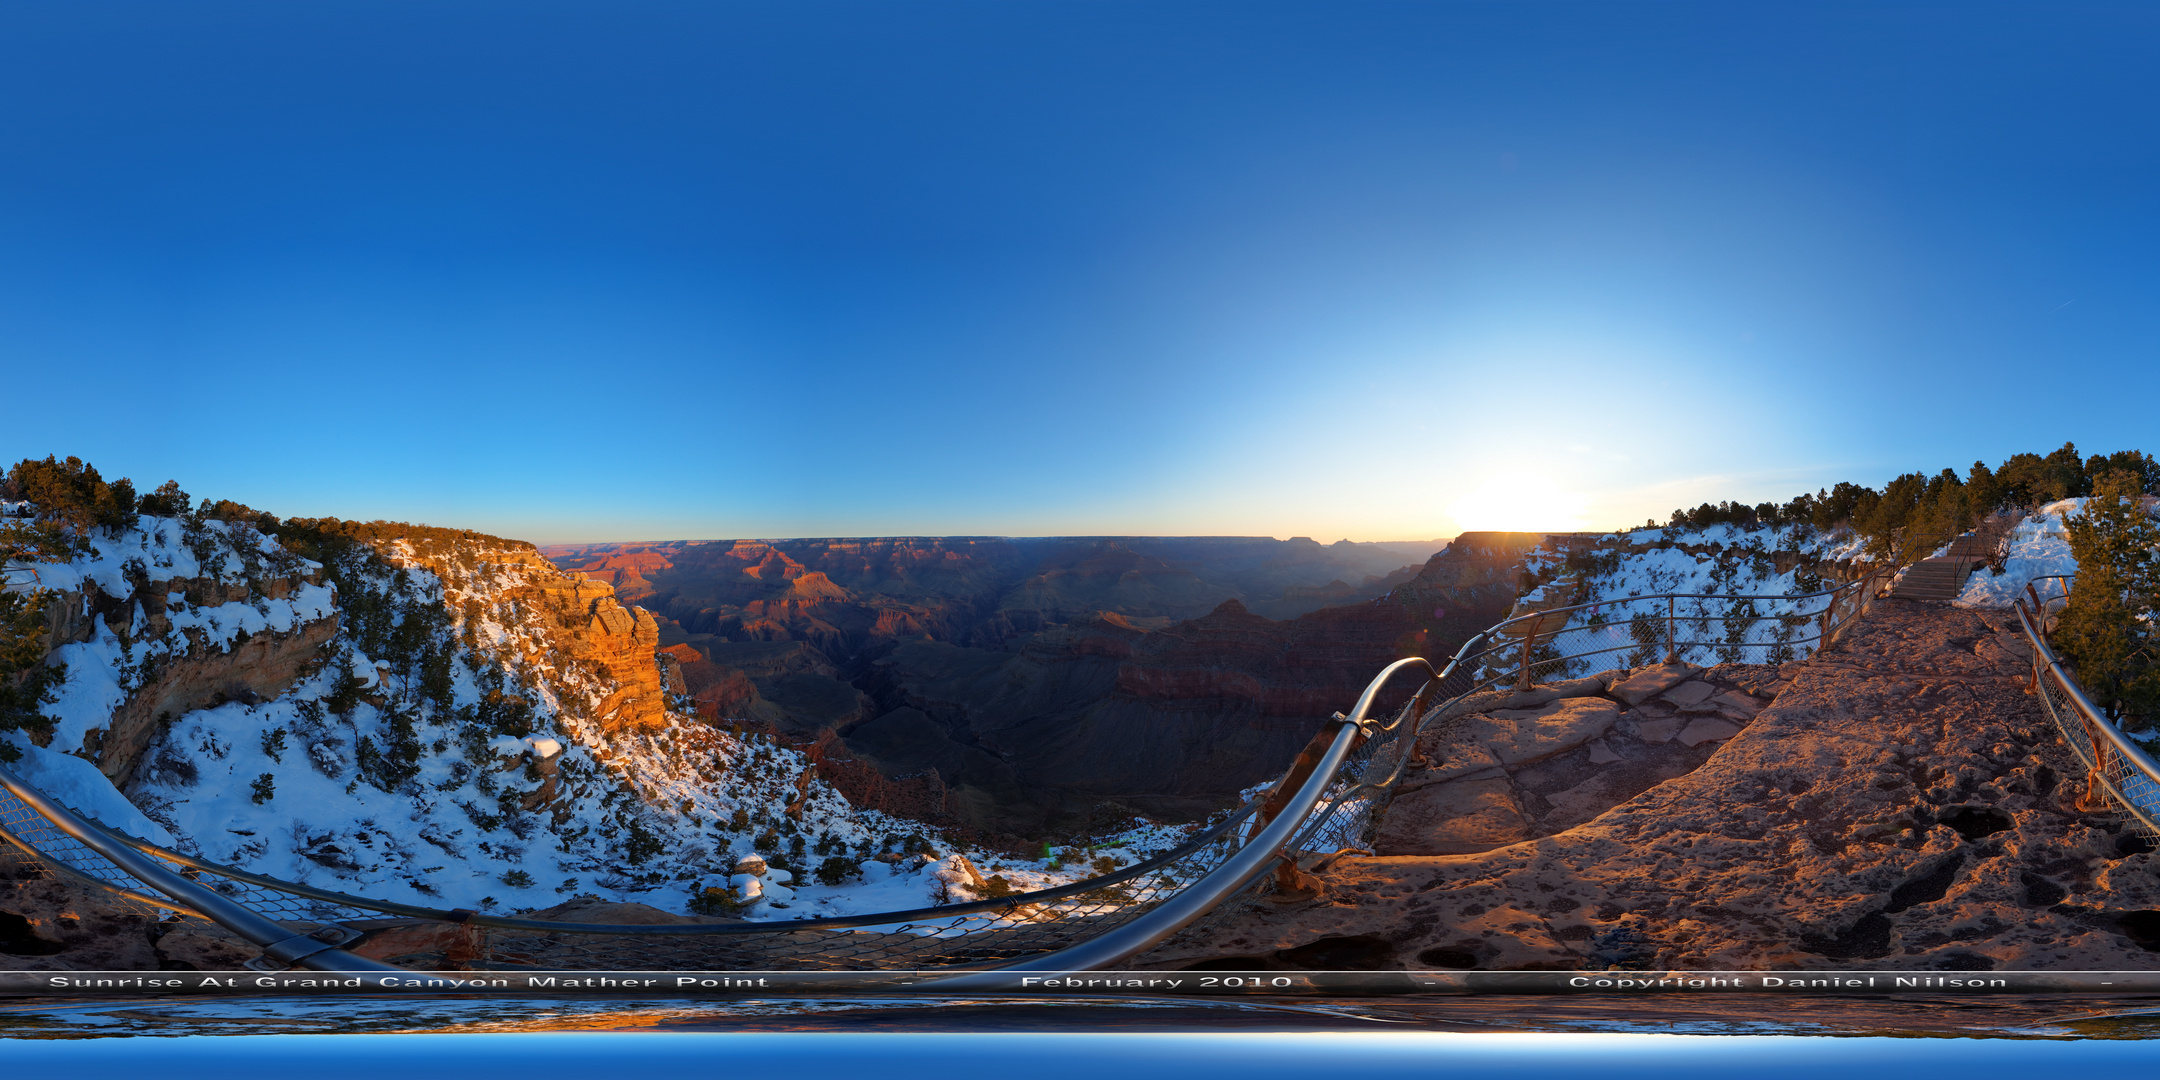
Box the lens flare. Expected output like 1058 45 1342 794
1445 472 1591 533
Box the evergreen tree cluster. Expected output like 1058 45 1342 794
2054 471 2160 732
1 456 140 557
1662 442 2160 559
278 517 532 557
0 586 64 762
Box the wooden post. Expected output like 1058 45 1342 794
2080 714 2116 813
1665 595 1677 665
1515 630 1535 691
1251 719 1358 902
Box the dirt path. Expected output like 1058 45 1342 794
1138 598 2160 971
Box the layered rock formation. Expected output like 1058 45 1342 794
544 535 1443 661
537 535 1460 834
1140 599 2160 971
838 543 1549 835
396 545 668 733
32 559 338 784
94 613 340 782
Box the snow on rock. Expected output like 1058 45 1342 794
1488 522 1873 683
7 744 175 845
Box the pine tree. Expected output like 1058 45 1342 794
0 589 62 761
2058 471 2160 730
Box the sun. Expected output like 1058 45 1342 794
1445 471 1591 533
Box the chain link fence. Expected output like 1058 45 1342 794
2016 600 2160 842
1273 570 1892 868
0 763 1270 971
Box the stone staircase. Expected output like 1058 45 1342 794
1889 533 1993 603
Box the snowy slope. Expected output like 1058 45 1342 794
1492 522 1873 682
6 517 1192 921
1955 499 2079 609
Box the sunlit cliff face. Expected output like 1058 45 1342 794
1445 471 1590 533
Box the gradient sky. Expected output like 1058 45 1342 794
3 2 2157 544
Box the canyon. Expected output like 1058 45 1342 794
546 534 1544 834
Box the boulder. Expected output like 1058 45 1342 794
1712 690 1764 720
1481 697 1623 766
1660 680 1718 710
1373 772 1534 856
1675 716 1743 746
1632 717 1683 744
1609 663 1705 706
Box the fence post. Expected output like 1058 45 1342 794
1516 631 1535 691
1665 595 1676 665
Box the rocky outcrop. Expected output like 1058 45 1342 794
1139 600 2160 972
1379 532 1551 647
1372 663 1770 857
399 547 671 733
94 612 340 782
27 560 337 784
0 862 159 970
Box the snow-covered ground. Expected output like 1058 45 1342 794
1955 499 2080 609
1492 523 1871 682
4 514 1197 922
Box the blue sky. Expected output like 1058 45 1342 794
3 2 2156 543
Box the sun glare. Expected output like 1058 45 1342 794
1445 472 1591 533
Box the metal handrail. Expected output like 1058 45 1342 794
919 652 1476 982
923 722 1362 986
2013 598 2160 836
914 539 1937 976
79 800 1263 937
0 763 405 973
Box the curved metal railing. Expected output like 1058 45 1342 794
0 663 1470 975
0 768 1267 972
1267 568 1893 870
0 649 1478 976
2023 574 2073 633
2014 597 2160 840
0 766 402 973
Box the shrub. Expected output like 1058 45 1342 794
623 819 666 865
501 869 536 889
136 480 191 518
814 856 859 887
249 773 275 804
688 885 745 916
0 589 62 761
